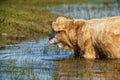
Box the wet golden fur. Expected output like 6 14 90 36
51 16 120 59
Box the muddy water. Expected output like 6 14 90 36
0 3 120 80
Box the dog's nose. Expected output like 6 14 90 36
49 34 56 44
49 38 55 44
49 38 58 44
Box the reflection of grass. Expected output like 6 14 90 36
0 59 17 72
77 71 84 77
42 45 60 54
2 67 18 72
24 48 33 54
115 64 120 72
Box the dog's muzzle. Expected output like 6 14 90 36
49 38 63 48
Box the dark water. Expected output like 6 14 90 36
0 3 120 80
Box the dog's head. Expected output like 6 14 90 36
49 17 73 50
49 17 85 56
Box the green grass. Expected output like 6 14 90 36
0 0 58 48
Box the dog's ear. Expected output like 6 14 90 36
56 16 67 23
51 17 66 31
52 22 66 31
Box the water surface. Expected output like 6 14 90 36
0 37 120 80
47 3 120 19
0 37 73 80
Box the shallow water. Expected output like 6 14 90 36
47 3 120 19
0 37 73 80
1 3 120 80
0 37 120 80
